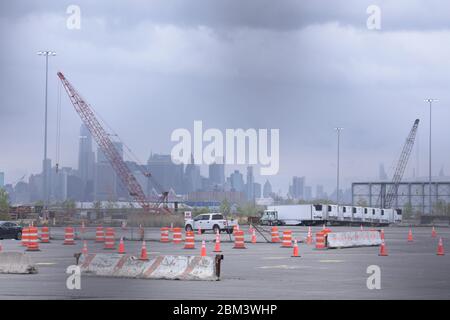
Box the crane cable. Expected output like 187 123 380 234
82 94 168 207
86 97 167 202
87 99 148 177
55 80 62 173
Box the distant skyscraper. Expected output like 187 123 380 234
246 166 255 201
14 181 30 204
185 154 201 193
289 176 305 200
67 174 84 201
147 153 184 194
78 124 95 201
316 185 325 199
253 182 262 198
78 124 95 181
379 163 388 181
209 162 225 188
95 143 124 201
230 170 245 192
52 167 71 202
263 180 272 198
0 172 4 188
304 186 312 201
28 174 43 203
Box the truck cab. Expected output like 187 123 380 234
260 210 278 225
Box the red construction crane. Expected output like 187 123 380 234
57 71 168 213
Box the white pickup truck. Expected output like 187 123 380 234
184 213 238 234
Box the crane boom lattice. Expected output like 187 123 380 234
57 71 163 213
380 119 420 208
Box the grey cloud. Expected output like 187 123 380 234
1 1 450 194
1 0 450 31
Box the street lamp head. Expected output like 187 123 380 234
424 98 438 103
37 51 57 56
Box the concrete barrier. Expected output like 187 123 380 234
326 230 381 248
78 253 223 281
0 252 38 274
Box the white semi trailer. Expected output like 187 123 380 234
261 205 314 226
261 204 402 226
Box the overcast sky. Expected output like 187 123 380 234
1 0 450 195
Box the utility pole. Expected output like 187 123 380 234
335 127 344 207
424 98 438 215
37 51 56 211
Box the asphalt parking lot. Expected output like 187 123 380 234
0 226 449 299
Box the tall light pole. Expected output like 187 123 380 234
335 127 344 207
37 50 56 210
424 98 438 215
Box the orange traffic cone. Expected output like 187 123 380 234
118 237 126 254
437 238 445 256
213 231 222 252
82 241 88 255
200 240 207 257
140 241 149 261
291 239 300 257
306 226 313 245
380 229 385 241
379 240 388 256
432 226 437 238
407 228 413 242
251 229 257 243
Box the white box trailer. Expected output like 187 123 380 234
312 204 326 221
261 205 313 226
380 208 392 224
394 209 402 223
340 205 353 221
326 204 339 220
352 206 364 221
261 203 400 226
